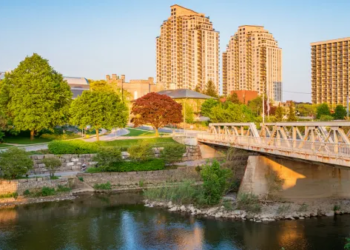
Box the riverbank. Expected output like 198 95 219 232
144 196 350 222
0 193 75 208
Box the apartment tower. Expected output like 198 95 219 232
311 38 350 106
156 5 220 93
222 25 282 102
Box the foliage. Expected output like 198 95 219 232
296 103 317 117
0 192 18 199
0 147 33 179
184 101 195 123
204 80 218 98
70 89 128 141
78 177 84 182
139 180 145 187
287 102 297 122
236 193 261 213
131 93 182 136
56 185 71 192
200 160 233 205
265 170 284 200
90 80 114 92
160 144 186 164
200 99 219 117
277 204 291 215
127 141 153 161
0 53 72 140
320 115 334 121
275 105 284 122
143 180 204 205
227 92 240 104
86 159 165 173
23 189 31 196
94 182 112 190
223 200 234 211
248 96 263 116
195 84 202 93
298 203 308 212
40 133 80 140
93 147 122 167
41 187 56 196
345 238 350 250
334 204 341 212
316 103 331 119
42 157 62 178
209 102 254 123
334 105 347 120
48 140 100 154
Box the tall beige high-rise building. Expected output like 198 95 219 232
156 5 219 93
222 25 282 102
311 38 350 106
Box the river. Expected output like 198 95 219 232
0 193 349 250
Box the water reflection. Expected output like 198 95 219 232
0 193 349 250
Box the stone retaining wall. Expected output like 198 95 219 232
29 145 201 174
30 154 95 174
0 177 70 195
77 166 201 187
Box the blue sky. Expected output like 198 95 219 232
1 0 349 102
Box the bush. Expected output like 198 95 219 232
144 180 203 205
93 147 122 167
319 115 334 121
94 182 111 190
86 159 165 173
236 193 261 213
48 140 100 154
160 144 186 164
0 147 33 179
0 192 18 199
56 185 71 192
40 187 56 196
23 189 31 196
127 141 153 161
40 133 80 140
78 177 84 182
42 157 62 178
200 160 233 205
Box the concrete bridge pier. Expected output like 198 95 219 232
238 155 350 201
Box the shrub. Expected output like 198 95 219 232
127 141 153 161
104 159 165 172
78 177 84 182
144 180 203 205
298 203 308 212
56 185 71 192
236 193 261 213
334 204 341 212
23 189 31 196
0 148 33 179
48 140 100 154
0 192 18 199
50 176 59 180
223 200 234 211
42 157 62 178
86 167 104 173
40 187 56 196
94 182 111 190
200 160 233 205
139 180 145 187
277 204 291 214
160 144 186 164
319 115 334 121
93 147 122 167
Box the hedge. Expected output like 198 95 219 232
86 159 165 173
48 140 100 154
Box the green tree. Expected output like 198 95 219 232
184 101 194 123
93 148 122 167
205 80 218 98
287 102 297 121
333 105 347 120
209 102 254 123
316 103 331 119
42 157 62 178
201 99 219 117
248 96 263 116
0 147 33 179
0 54 72 140
194 84 202 93
200 160 233 205
70 89 128 141
296 103 317 117
275 105 284 121
227 92 240 104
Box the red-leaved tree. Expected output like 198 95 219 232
131 93 183 136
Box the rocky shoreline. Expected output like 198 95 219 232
144 198 350 222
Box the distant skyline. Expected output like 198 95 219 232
1 0 350 102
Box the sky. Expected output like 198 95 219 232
1 0 350 102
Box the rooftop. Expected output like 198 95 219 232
157 89 213 99
311 37 350 45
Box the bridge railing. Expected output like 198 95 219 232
197 133 350 157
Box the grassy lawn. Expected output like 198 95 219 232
0 143 12 148
123 128 167 137
97 137 178 149
3 137 52 145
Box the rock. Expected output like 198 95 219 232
215 212 223 218
335 210 341 215
180 205 186 212
299 217 305 220
325 211 335 217
167 201 172 208
169 206 178 212
207 207 219 215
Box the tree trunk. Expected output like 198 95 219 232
155 128 159 137
30 130 35 140
96 129 99 141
